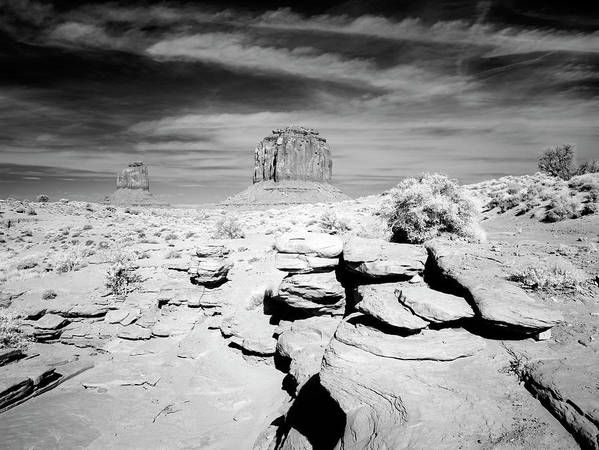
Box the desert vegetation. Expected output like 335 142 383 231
381 173 483 243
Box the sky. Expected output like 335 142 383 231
1 0 598 204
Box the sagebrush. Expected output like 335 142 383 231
213 215 245 239
105 252 142 297
381 173 483 243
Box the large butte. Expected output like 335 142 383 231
223 126 350 206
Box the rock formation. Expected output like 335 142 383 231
116 161 150 191
106 161 166 206
223 126 349 206
253 126 332 183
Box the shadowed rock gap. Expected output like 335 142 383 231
279 375 346 450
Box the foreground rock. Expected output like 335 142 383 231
397 285 475 324
426 240 563 331
524 352 599 450
335 315 485 361
277 272 345 316
275 316 340 394
343 236 427 279
275 232 343 259
356 284 429 331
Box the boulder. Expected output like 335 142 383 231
278 272 345 315
343 236 427 279
195 244 230 258
275 253 338 273
426 241 563 330
356 284 429 331
253 126 332 183
189 258 232 287
396 285 475 324
275 233 343 258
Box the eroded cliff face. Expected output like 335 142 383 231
253 126 333 183
116 162 150 191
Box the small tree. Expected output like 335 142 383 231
577 160 599 175
538 144 575 180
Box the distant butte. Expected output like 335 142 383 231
224 126 349 206
106 162 167 206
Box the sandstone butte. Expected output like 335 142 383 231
223 126 350 206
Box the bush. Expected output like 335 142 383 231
48 246 93 273
538 144 575 180
105 252 142 297
318 211 350 234
576 160 599 175
508 265 580 291
381 173 483 243
41 289 57 300
36 194 50 203
0 313 30 350
543 194 581 222
213 215 245 239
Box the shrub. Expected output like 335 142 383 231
105 252 142 297
538 144 575 180
213 215 245 239
543 194 581 222
508 265 580 291
381 173 483 243
165 249 181 259
48 246 93 273
36 194 49 203
41 289 57 300
0 312 30 350
576 159 599 175
318 211 350 235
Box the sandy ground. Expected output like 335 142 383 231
0 189 597 449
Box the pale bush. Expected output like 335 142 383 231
48 245 94 273
318 211 350 235
0 312 30 350
381 173 483 243
36 194 50 203
543 194 581 222
213 215 245 239
509 265 581 291
105 251 142 297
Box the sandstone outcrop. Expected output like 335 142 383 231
223 126 350 206
275 232 343 259
356 284 429 331
277 272 345 316
116 161 150 191
426 240 563 331
397 285 475 324
106 162 166 206
254 126 332 183
343 236 427 279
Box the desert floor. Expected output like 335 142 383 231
0 190 597 449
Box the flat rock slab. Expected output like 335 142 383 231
426 241 563 330
343 236 427 279
117 325 151 340
275 233 343 258
34 313 69 330
396 285 475 323
525 354 599 450
335 315 485 361
105 309 130 324
356 284 429 330
275 253 338 273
